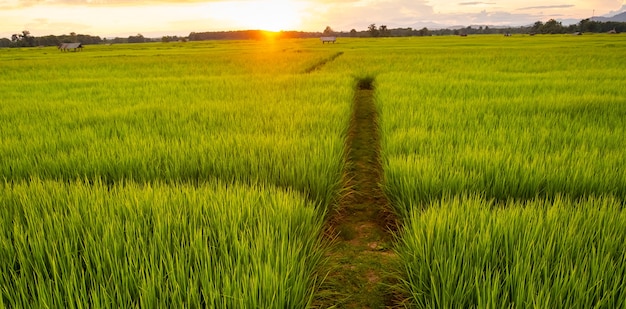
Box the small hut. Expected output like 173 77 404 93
320 37 336 44
58 43 83 52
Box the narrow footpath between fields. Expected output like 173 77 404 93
315 78 400 308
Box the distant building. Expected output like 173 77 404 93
58 43 83 52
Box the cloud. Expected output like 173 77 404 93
459 2 496 5
1 0 619 37
428 10 540 27
9 0 250 8
607 4 626 15
25 19 93 34
517 5 575 10
310 0 434 30
309 0 563 30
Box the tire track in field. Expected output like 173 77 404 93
315 77 401 308
304 52 344 73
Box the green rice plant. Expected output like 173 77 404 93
5 36 626 308
0 40 352 206
0 39 352 307
343 35 626 308
372 35 626 211
396 195 626 308
0 178 325 308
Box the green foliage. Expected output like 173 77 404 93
0 40 352 307
397 195 626 308
0 41 351 206
370 36 626 307
0 179 324 308
2 36 626 308
375 35 626 210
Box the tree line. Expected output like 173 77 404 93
2 18 624 48
0 32 186 48
0 31 103 48
189 19 624 41
349 19 625 37
529 18 626 34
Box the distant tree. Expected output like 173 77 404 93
323 26 334 35
379 25 389 37
162 36 171 43
128 33 145 43
78 34 102 45
35 35 60 46
531 21 543 34
418 27 430 36
20 30 31 38
10 30 35 47
590 21 603 32
579 18 604 32
350 29 357 37
0 38 11 47
543 19 564 34
70 32 77 42
579 18 590 32
604 22 626 32
565 24 577 33
111 37 128 44
368 23 380 37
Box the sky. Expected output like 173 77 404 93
1 0 625 38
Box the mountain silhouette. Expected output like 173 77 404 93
592 11 626 22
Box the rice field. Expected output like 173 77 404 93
397 195 626 308
376 36 626 208
373 35 626 307
1 179 323 308
1 35 625 308
0 42 351 205
0 40 351 307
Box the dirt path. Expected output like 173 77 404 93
315 78 399 308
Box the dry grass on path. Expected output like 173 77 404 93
315 79 402 308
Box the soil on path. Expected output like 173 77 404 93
315 79 400 308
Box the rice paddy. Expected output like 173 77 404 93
1 35 625 308
375 35 626 308
1 40 351 307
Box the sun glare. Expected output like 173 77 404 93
209 0 305 32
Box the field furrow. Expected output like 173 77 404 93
316 77 400 308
